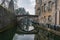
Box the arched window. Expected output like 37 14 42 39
48 15 52 22
44 4 46 12
44 16 46 22
48 1 52 11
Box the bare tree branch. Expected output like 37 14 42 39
0 0 5 5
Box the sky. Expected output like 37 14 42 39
17 0 35 15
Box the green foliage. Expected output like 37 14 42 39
0 22 17 40
0 1 17 40
15 8 26 15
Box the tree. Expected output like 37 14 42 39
0 0 10 8
0 0 18 9
15 8 26 15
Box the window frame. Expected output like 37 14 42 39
48 1 52 11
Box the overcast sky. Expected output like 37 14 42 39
17 0 35 15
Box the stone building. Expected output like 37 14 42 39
8 0 14 12
35 0 60 25
56 0 60 25
35 0 42 22
35 0 60 40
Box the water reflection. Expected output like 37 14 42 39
28 26 34 31
13 34 35 40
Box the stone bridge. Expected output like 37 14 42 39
0 5 60 40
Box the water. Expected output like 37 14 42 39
13 25 35 40
13 34 35 40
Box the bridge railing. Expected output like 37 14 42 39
32 22 60 35
32 22 60 40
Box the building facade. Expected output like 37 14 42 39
35 0 60 40
35 0 60 25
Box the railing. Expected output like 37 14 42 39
32 22 60 40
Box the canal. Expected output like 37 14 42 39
13 26 35 40
13 25 60 40
13 34 35 40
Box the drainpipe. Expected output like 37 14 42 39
55 0 57 25
54 0 58 40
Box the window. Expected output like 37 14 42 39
44 16 46 22
40 0 42 5
43 4 47 12
39 9 41 15
37 7 41 15
44 4 46 12
48 15 52 22
36 0 42 4
37 10 41 15
37 7 40 10
48 1 52 11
